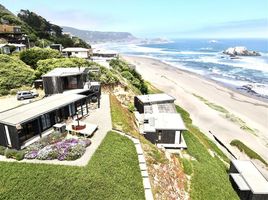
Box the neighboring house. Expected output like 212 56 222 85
134 93 187 149
92 48 118 58
8 43 26 52
62 47 91 58
0 44 10 54
229 160 268 200
0 24 21 33
0 94 89 150
42 67 101 106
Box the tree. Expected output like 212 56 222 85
19 47 61 69
0 54 35 95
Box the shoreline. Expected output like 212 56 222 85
122 54 268 173
123 54 268 104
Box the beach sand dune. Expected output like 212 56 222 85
123 55 268 174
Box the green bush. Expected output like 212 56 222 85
0 54 35 95
0 146 6 155
20 47 61 69
5 149 25 161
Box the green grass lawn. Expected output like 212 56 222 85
0 131 145 200
230 139 267 166
176 105 239 200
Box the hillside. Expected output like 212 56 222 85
0 4 90 48
62 26 137 43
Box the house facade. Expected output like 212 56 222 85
62 47 91 58
134 93 187 148
0 94 89 149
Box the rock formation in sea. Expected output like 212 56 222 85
223 46 261 56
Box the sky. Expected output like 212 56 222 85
1 0 268 38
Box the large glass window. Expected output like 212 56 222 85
41 113 51 131
19 120 39 144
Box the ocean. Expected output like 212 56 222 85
101 39 268 99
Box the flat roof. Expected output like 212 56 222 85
143 113 186 132
136 93 175 104
0 94 86 126
62 47 89 52
230 173 250 191
231 160 268 194
42 67 88 77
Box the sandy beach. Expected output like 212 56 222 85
123 55 268 171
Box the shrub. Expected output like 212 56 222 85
20 47 61 69
0 54 35 95
15 151 26 161
110 58 148 94
0 146 6 155
5 149 25 161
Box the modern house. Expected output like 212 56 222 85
0 67 101 150
62 47 91 58
0 93 89 149
42 67 101 107
134 93 187 148
229 160 268 200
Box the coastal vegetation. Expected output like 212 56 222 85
0 54 35 95
175 105 238 200
110 58 148 94
230 139 267 166
0 5 90 48
20 47 62 69
192 93 256 135
0 131 145 200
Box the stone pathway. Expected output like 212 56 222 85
112 129 154 200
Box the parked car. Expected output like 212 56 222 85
17 91 39 100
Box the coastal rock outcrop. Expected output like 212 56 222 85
223 46 261 56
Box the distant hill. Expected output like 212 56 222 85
0 4 90 48
62 26 137 43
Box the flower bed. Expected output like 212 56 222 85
24 132 91 161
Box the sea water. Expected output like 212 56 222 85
102 39 268 99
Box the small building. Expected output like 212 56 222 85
0 44 10 54
0 93 89 149
134 93 187 148
229 160 268 200
62 47 90 58
92 49 118 58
